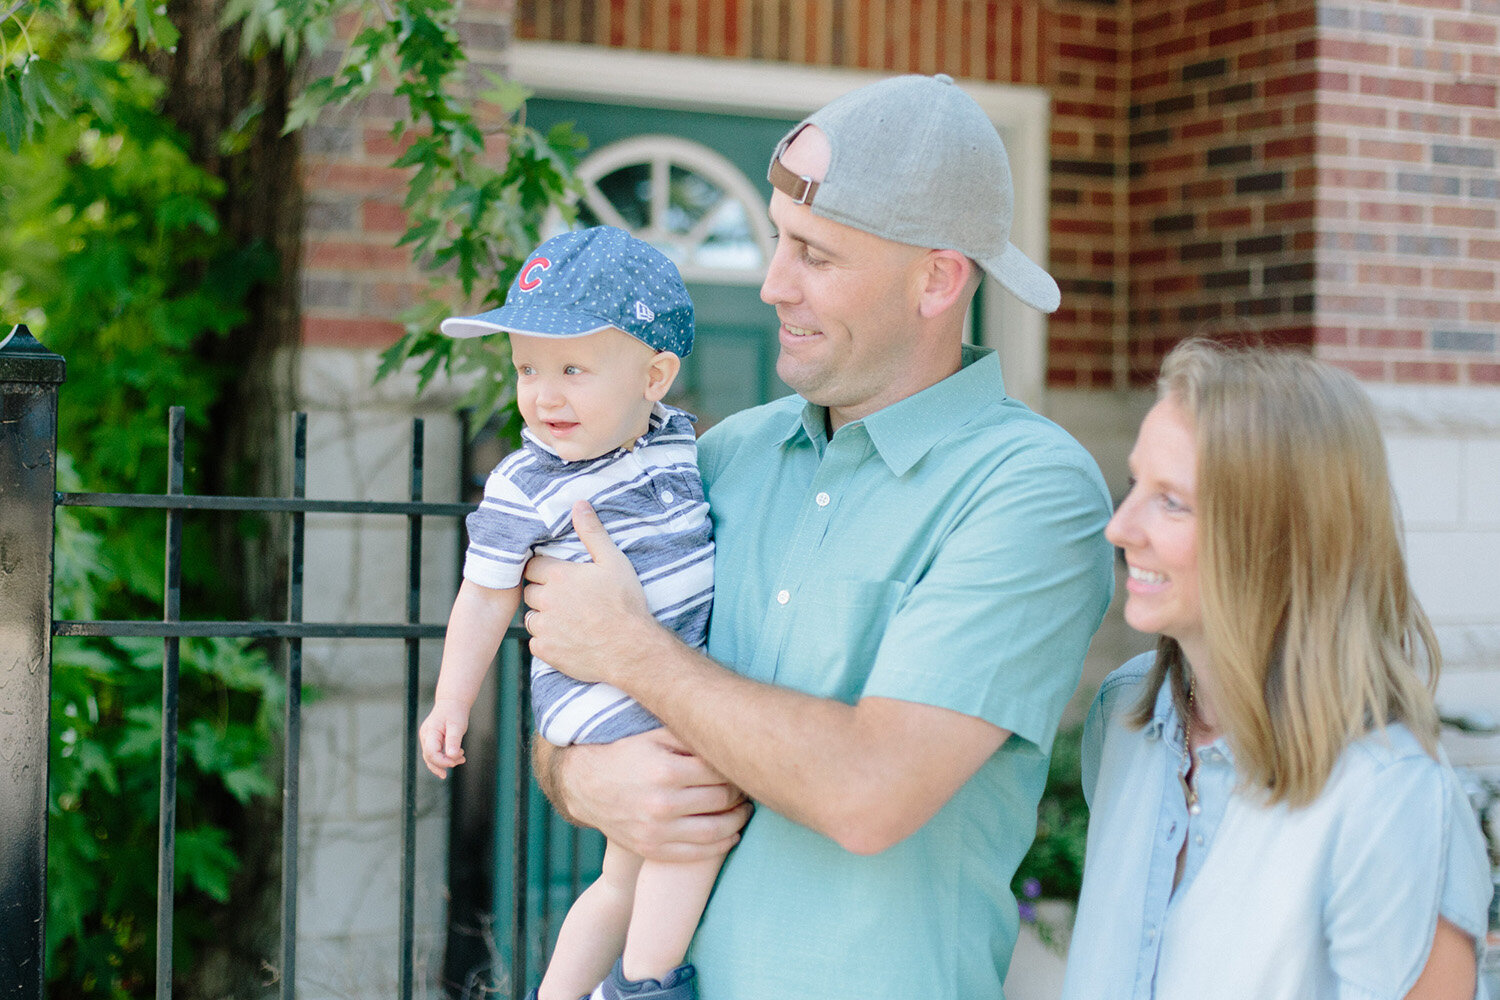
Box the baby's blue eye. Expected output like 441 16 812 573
564 365 581 375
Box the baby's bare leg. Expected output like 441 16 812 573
538 840 642 1000
620 854 725 983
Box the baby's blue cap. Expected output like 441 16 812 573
440 226 695 357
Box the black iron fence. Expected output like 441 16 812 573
0 325 592 1000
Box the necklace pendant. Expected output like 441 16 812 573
1179 772 1200 814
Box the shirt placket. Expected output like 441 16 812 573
1176 740 1232 889
1136 723 1190 998
744 426 864 684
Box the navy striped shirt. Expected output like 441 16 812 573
464 403 714 745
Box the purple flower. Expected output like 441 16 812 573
1022 877 1042 900
1018 901 1037 924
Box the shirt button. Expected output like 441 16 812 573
1195 835 1204 846
1145 928 1157 943
661 490 675 504
815 491 831 507
776 590 790 605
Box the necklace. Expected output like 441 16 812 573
1179 676 1202 816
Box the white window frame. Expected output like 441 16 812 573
508 41 1052 406
568 133 776 285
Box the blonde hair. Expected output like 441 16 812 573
1129 339 1441 806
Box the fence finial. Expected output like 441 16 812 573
0 323 67 384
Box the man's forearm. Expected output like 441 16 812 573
521 510 1007 853
602 621 1005 855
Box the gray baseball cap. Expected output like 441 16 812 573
768 73 1060 313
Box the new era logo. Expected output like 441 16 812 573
634 301 655 322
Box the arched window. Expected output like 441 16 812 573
562 135 774 285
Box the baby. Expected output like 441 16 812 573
419 226 718 1000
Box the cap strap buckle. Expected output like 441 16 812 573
768 156 819 206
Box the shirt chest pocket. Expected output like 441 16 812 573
773 579 909 703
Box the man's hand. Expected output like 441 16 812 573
419 697 471 778
539 728 751 862
523 500 658 685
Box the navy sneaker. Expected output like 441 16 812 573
597 958 697 1000
524 988 591 1000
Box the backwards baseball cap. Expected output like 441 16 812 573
768 73 1060 314
440 225 695 356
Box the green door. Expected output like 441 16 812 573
526 98 803 429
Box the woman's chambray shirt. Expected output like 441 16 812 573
1062 652 1493 1000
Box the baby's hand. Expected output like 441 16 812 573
419 698 471 778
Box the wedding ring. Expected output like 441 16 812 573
524 609 538 635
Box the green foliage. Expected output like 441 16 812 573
0 6 281 994
228 0 585 436
1013 723 1089 903
0 0 179 152
7 0 580 992
50 470 283 992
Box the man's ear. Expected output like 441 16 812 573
644 351 682 401
915 250 976 320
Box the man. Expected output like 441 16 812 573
523 73 1114 999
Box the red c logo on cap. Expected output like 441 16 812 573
518 257 551 291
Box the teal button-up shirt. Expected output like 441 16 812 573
688 345 1114 999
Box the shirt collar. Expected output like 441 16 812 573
1144 673 1237 764
1144 677 1176 743
774 344 1007 475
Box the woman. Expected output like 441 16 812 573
1062 340 1492 999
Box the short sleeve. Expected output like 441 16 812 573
1080 688 1107 807
1080 655 1155 808
1326 751 1492 998
1439 761 1494 942
462 465 548 590
861 456 1113 752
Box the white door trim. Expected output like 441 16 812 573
507 41 1052 406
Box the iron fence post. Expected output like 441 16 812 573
0 325 66 1000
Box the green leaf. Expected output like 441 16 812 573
149 8 180 50
155 192 217 233
73 740 121 794
132 0 153 47
396 215 438 249
222 765 275 803
479 71 530 116
175 826 238 902
116 705 165 759
29 59 70 117
283 91 326 134
0 72 25 152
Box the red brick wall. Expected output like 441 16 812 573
1313 0 1500 385
299 0 515 350
1119 0 1320 385
1046 4 1130 389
